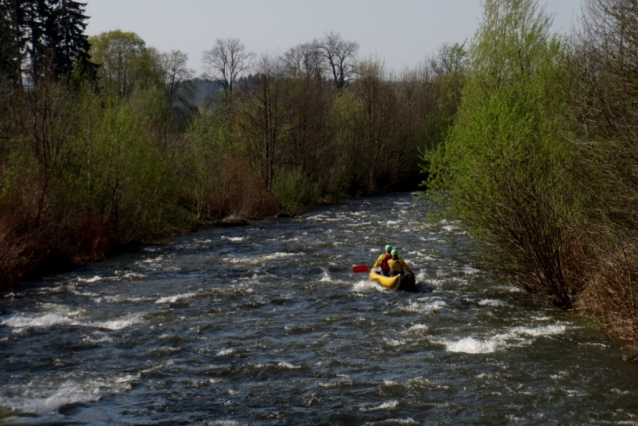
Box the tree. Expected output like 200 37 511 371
89 30 162 99
428 0 581 308
282 42 323 79
202 37 253 100
0 0 23 84
0 0 93 84
48 0 93 79
161 49 194 105
315 31 358 89
340 59 399 191
236 54 287 190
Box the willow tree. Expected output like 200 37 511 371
428 0 583 308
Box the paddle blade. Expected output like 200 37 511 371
352 265 370 273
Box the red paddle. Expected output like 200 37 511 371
352 265 370 273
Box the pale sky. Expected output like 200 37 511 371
84 0 584 75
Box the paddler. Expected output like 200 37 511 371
388 249 414 276
373 245 393 276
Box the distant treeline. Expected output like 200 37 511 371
0 2 458 287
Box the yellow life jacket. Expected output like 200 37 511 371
388 258 404 273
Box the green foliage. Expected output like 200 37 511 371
272 167 319 215
71 98 176 241
89 30 164 99
428 0 583 308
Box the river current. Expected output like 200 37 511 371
1 193 637 425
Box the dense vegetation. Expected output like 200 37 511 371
4 0 638 358
427 0 638 358
0 2 457 288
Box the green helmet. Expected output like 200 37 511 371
385 245 392 252
391 249 398 256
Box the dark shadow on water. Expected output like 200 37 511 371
416 283 434 293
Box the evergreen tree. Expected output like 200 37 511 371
0 0 93 83
49 0 92 79
0 0 28 84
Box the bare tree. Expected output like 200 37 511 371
315 32 359 88
161 50 194 104
236 54 287 190
202 38 254 99
283 43 323 79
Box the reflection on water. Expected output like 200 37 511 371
1 193 638 425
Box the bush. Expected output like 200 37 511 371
272 167 319 215
427 0 585 308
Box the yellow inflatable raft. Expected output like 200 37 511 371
369 270 400 290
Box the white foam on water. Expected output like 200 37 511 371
2 310 142 332
0 373 137 415
402 298 447 313
82 334 113 344
151 346 181 355
424 278 446 288
352 280 381 292
367 418 419 425
443 337 501 354
363 400 400 411
121 272 147 280
2 313 75 329
550 371 569 380
319 376 353 388
416 271 430 282
227 252 296 265
479 299 506 307
463 265 480 275
155 291 199 304
87 314 143 330
384 338 409 347
209 421 248 426
305 214 326 221
320 272 333 282
403 324 428 334
140 359 175 376
437 324 568 354
222 236 246 242
510 324 566 337
415 252 436 262
67 288 101 298
277 362 301 369
77 275 104 283
95 295 153 304
217 348 236 356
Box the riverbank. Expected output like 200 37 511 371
0 183 418 294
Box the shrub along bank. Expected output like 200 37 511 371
426 0 638 359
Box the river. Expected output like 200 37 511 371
1 193 637 425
